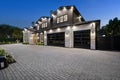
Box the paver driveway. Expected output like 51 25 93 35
0 44 120 80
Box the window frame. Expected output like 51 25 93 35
57 14 68 24
60 16 63 23
42 22 47 28
63 15 68 22
57 17 60 23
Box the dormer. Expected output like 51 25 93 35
51 5 85 27
36 16 51 31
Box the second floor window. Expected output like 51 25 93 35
42 22 47 28
64 15 68 21
57 18 59 23
37 25 39 30
60 16 63 22
57 15 68 24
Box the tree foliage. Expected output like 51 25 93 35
100 17 120 36
0 24 22 42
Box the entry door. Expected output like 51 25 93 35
74 30 90 49
47 32 65 47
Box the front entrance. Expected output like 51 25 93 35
33 34 38 44
47 32 65 47
74 30 90 49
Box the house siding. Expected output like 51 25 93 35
23 5 100 49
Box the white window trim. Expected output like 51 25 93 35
57 18 60 23
42 22 47 28
60 16 63 23
64 15 68 21
57 14 68 24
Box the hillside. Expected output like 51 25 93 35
0 24 23 43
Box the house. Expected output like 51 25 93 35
23 5 100 49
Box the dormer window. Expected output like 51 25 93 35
64 15 68 21
42 22 47 28
57 14 68 24
45 23 47 27
57 18 60 23
60 16 63 22
37 25 39 30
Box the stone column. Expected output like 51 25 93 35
90 23 96 49
65 26 73 48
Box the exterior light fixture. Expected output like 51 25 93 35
48 18 51 21
91 22 95 33
44 31 46 33
71 6 74 10
72 26 76 30
44 17 47 20
35 24 38 26
77 16 82 19
102 35 106 37
63 7 67 11
44 36 47 39
67 26 70 30
57 28 61 32
79 16 82 18
22 31 25 33
24 28 28 31
49 29 53 33
52 14 56 17
30 26 33 29
41 17 47 21
57 9 61 13
77 16 82 21
65 34 69 37
38 21 42 24
91 22 95 27
40 32 43 35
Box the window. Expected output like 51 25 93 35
57 18 60 23
60 16 63 22
37 25 39 30
57 15 68 24
42 22 47 28
41 24 44 28
45 23 47 27
64 15 68 21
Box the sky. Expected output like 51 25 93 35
0 0 120 28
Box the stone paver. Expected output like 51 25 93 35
0 44 120 80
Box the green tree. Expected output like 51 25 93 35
101 17 120 36
0 24 22 43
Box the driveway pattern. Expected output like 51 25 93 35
0 44 120 80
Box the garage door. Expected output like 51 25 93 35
74 30 90 49
47 32 65 47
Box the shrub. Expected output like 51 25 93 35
0 48 6 56
23 42 29 45
6 54 16 64
37 42 44 45
0 48 16 64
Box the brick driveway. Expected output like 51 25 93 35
0 44 120 80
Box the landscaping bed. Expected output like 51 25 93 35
0 48 16 69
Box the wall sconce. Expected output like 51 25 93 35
49 29 53 33
91 23 95 33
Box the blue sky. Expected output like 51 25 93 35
0 0 120 28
